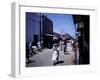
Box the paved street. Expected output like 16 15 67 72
26 43 75 67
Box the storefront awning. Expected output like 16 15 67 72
44 33 54 37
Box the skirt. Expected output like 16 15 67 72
52 51 58 61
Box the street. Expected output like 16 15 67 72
26 43 75 67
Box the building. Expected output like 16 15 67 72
26 13 41 44
42 15 53 48
73 15 90 64
26 13 53 48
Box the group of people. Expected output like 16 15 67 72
26 41 43 63
52 39 79 65
59 40 69 54
52 39 69 65
26 38 79 65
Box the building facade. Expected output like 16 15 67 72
42 15 53 48
73 15 90 64
26 12 41 43
26 13 53 48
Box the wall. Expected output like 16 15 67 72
26 13 41 42
0 0 100 80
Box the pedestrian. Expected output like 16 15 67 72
64 40 66 54
26 42 31 63
41 41 44 49
56 45 60 62
71 39 74 47
60 40 64 51
29 42 33 56
73 40 79 64
52 44 60 65
64 39 69 55
37 41 42 52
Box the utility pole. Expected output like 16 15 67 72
40 13 43 42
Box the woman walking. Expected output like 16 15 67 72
52 44 60 65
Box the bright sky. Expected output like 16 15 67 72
44 13 75 38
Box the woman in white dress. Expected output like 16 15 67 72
52 44 60 65
52 50 58 65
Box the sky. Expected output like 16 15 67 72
44 13 75 38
